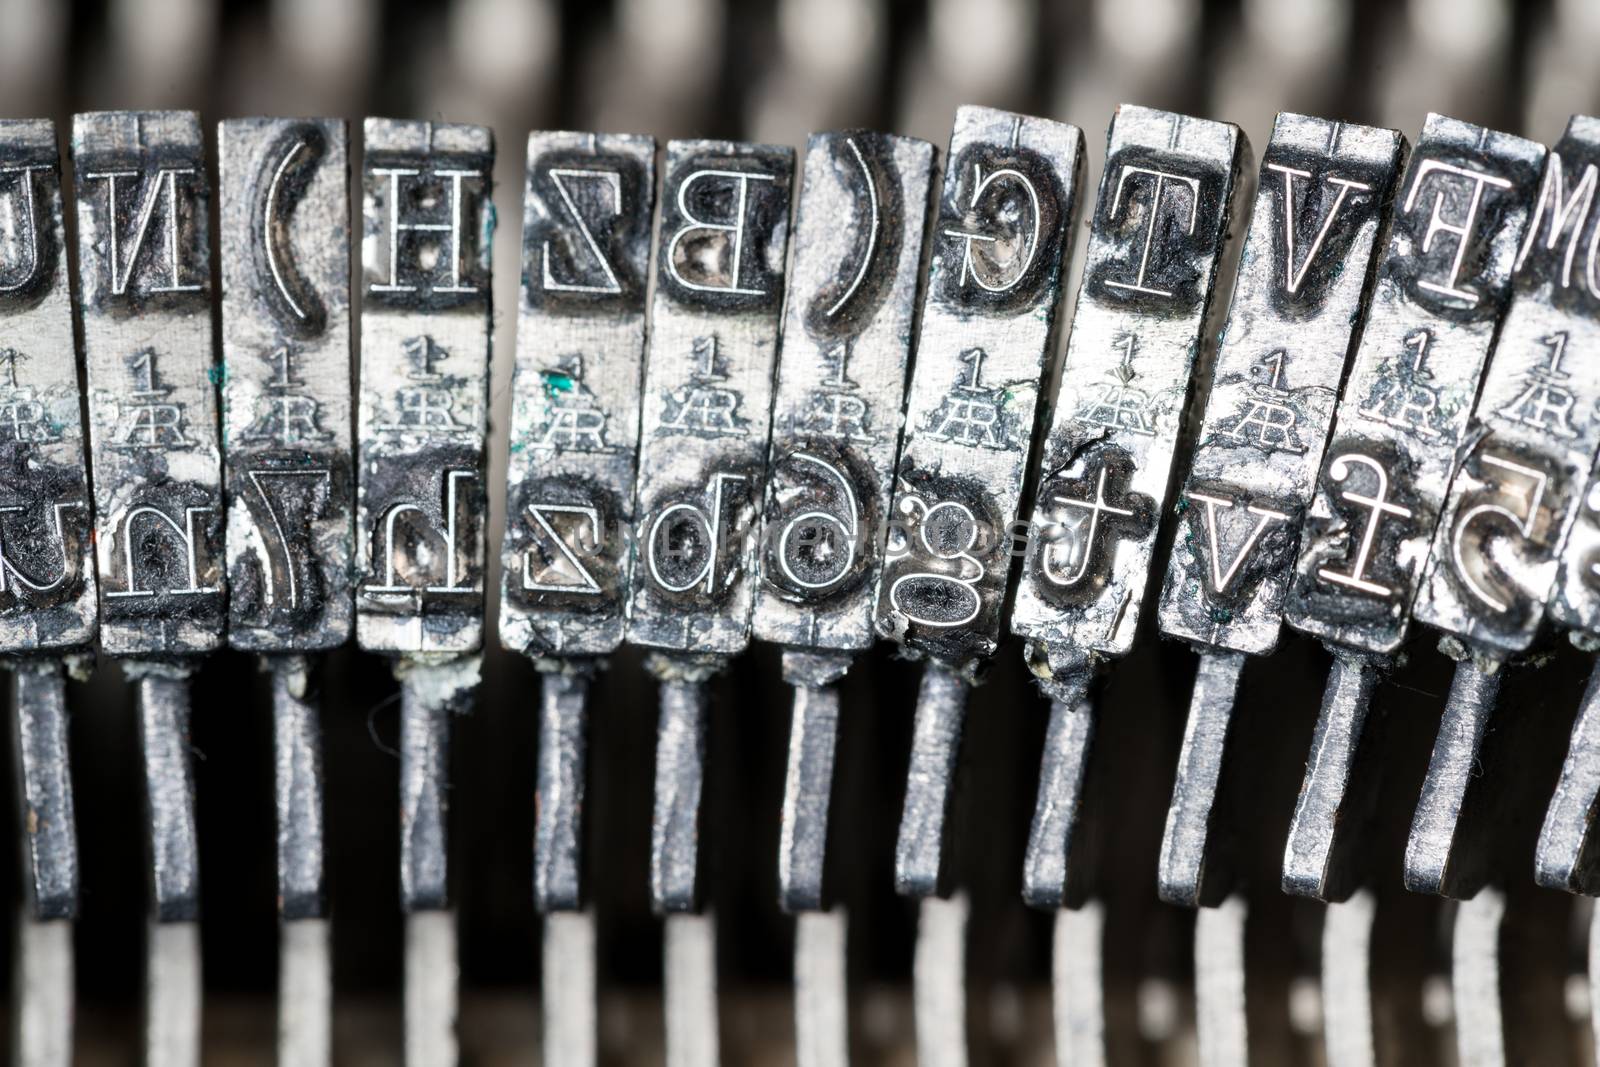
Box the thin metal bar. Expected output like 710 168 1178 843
1537 657 1600 893
664 912 720 1067
1023 672 1095 910
914 893 968 1067
1159 651 1247 907
273 655 325 920
13 913 72 1067
795 910 849 1067
145 918 201 1067
137 670 199 923
895 664 968 898
1451 889 1507 1067
1052 901 1106 1067
272 655 329 1067
279 918 331 1067
399 666 457 914
1405 659 1503 897
780 678 841 913
1590 901 1600 1057
1283 653 1383 900
652 677 708 915
535 670 589 912
12 661 77 920
405 910 458 1067
1321 889 1377 1067
542 910 597 1067
1195 894 1249 1067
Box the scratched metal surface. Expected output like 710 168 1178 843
14 3 1600 1065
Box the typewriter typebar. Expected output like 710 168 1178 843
74 111 222 658
626 139 793 657
1152 116 1404 910
1011 105 1249 672
1159 115 1406 658
874 106 1084 677
1414 118 1600 656
1284 115 1546 655
355 119 494 656
219 118 353 654
0 120 96 655
752 130 936 657
500 131 654 663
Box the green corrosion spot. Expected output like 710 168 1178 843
207 362 227 387
541 370 574 396
1208 607 1234 624
1174 497 1189 514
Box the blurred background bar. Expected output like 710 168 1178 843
2 0 1598 1061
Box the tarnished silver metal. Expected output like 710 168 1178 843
1414 117 1600 656
355 119 493 655
0 128 88 1063
877 105 1085 916
876 106 1084 676
0 119 96 655
218 118 349 1067
12 661 76 920
72 111 222 658
1406 119 1600 901
1522 117 1600 895
501 131 654 662
220 118 352 652
1013 106 1249 672
1282 651 1384 900
1537 659 1600 892
1158 650 1246 907
1021 674 1095 910
1284 115 1546 655
632 132 795 906
1011 106 1250 911
535 669 589 911
503 130 656 1067
1155 115 1405 909
756 130 935 1067
778 650 849 913
271 656 324 919
651 675 709 914
895 663 968 898
627 139 793 656
72 111 216 1067
1160 114 1405 656
753 130 935 655
628 139 793 1067
1281 115 1545 900
1405 659 1503 896
354 120 492 1067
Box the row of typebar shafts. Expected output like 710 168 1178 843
3 102 1600 1053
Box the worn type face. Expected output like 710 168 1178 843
1157 115 1406 657
624 139 794 655
499 131 655 661
1008 105 1249 675
354 119 494 655
219 118 352 653
72 111 222 658
0 121 98 653
1283 114 1545 656
750 131 936 653
870 107 1085 676
1454 116 1600 648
